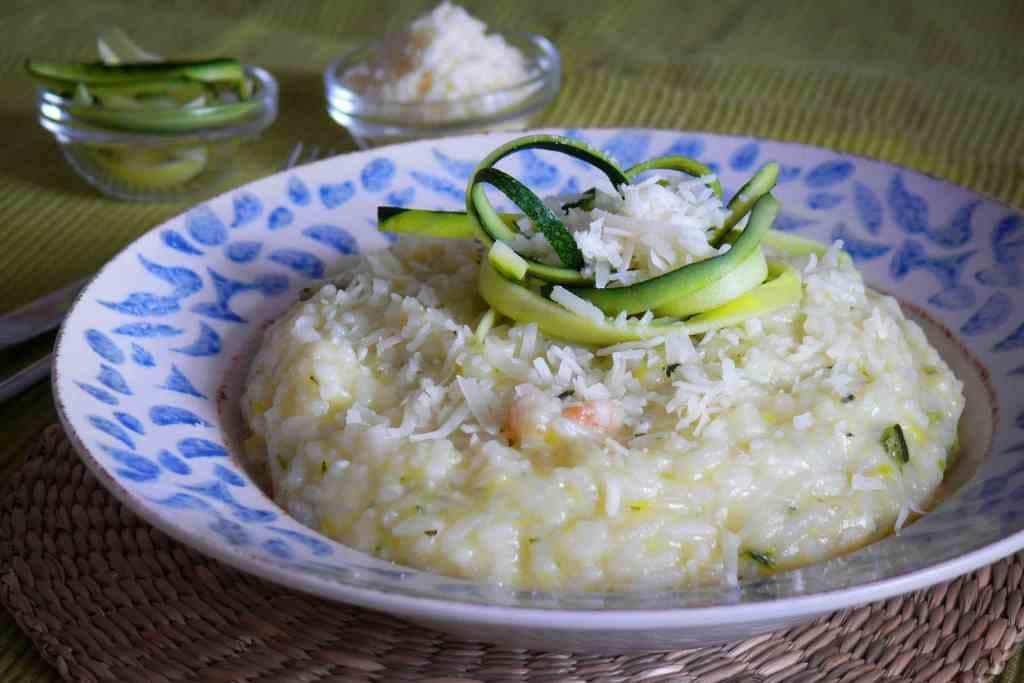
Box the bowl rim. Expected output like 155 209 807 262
50 127 1024 632
324 31 560 132
36 64 279 146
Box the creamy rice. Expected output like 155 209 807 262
242 233 963 591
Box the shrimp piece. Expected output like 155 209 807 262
503 388 624 447
502 385 560 446
561 400 624 434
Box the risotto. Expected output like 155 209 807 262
242 149 963 591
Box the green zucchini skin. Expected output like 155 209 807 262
375 207 593 285
478 259 689 346
479 256 802 346
372 139 826 336
682 260 802 334
465 134 630 284
467 136 629 224
473 166 583 269
488 242 528 281
654 248 768 317
708 162 779 247
372 203 845 303
42 79 211 101
65 99 262 132
762 229 852 266
27 57 253 132
465 134 629 246
375 186 806 339
26 58 245 86
378 207 514 239
560 187 596 213
570 193 779 315
374 205 829 260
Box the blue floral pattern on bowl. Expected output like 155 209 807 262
53 129 1024 649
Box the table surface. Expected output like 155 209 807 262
1 1 1022 679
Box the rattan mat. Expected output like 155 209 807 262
2 427 1022 683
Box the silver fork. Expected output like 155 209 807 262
0 143 337 404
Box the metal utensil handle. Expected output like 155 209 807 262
0 277 89 351
0 354 52 403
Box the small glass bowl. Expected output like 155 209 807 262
36 66 278 202
325 33 560 149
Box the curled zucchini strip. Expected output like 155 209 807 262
376 205 592 283
65 99 262 132
466 134 629 284
654 247 768 317
373 205 820 327
378 207 512 240
473 167 583 269
683 261 802 334
480 257 802 346
624 155 723 199
708 162 779 247
374 206 832 265
571 194 779 315
762 229 853 266
85 79 210 102
479 259 688 346
488 241 528 281
370 129 823 344
27 46 255 133
26 58 245 88
84 145 208 189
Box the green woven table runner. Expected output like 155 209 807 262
1 1 1022 679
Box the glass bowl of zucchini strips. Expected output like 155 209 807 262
29 53 277 201
324 32 560 149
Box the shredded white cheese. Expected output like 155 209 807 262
550 286 605 323
793 412 814 431
523 176 729 290
347 2 530 103
721 531 741 587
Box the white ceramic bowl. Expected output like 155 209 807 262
53 129 1024 652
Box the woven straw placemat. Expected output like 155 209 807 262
0 426 1021 683
4 0 1024 677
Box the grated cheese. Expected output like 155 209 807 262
347 2 530 103
793 412 815 431
521 176 729 290
550 286 606 323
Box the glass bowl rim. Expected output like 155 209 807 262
36 64 279 146
324 31 560 130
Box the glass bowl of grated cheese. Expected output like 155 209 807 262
325 2 560 148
